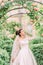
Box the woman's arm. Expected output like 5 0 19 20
28 25 36 40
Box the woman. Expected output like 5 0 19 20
10 29 37 65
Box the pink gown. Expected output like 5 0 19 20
10 36 37 65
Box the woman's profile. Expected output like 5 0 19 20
10 29 37 65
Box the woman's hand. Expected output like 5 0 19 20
12 58 15 63
10 58 15 63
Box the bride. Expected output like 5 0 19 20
10 29 37 65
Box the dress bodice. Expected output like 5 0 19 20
19 37 29 48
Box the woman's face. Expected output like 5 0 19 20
20 30 25 37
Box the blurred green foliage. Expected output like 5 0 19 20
29 36 43 65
